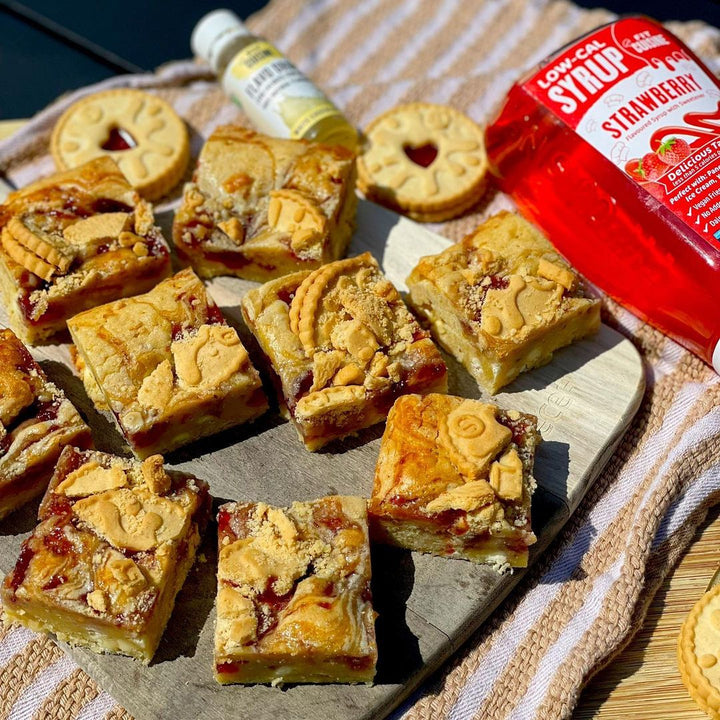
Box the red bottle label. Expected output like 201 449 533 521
523 17 720 250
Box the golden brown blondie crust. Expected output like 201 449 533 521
241 252 447 450
407 212 600 393
68 268 267 459
0 157 171 344
369 393 539 568
173 126 357 282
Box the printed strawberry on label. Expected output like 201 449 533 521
657 136 692 166
640 152 668 181
624 158 645 181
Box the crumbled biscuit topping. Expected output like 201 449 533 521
425 479 497 513
63 212 131 247
285 253 422 398
217 217 245 244
480 276 563 339
2 226 62 282
332 363 364 386
73 487 189 552
215 497 372 658
439 400 512 480
295 384 366 415
172 325 247 390
489 448 524 501
92 546 150 613
267 189 327 258
118 231 141 248
310 349 344 391
371 394 539 538
133 199 155 237
55 462 129 497
537 257 577 291
140 455 171 495
137 359 174 411
219 503 330 597
217 585 258 645
86 588 109 613
7 216 76 277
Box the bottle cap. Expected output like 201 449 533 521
191 9 252 73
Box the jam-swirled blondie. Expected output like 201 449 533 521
215 496 377 685
369 394 539 568
0 157 171 344
241 252 447 450
68 268 267 459
173 126 357 282
0 328 91 519
407 212 600 393
2 447 211 662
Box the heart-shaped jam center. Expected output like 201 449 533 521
403 142 438 168
101 127 137 152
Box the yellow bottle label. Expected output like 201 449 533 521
279 97 341 137
222 39 342 140
229 41 282 80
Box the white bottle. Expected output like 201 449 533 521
192 9 357 149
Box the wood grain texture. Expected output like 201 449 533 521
0 198 644 720
575 506 720 719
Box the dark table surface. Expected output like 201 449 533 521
1 0 719 120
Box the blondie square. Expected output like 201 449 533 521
68 268 267 459
241 252 447 450
2 447 211 662
407 212 600 393
368 394 539 568
173 126 357 282
0 328 91 519
214 496 377 684
0 157 171 344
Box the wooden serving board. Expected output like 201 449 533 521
0 199 645 720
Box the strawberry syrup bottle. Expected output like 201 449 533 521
485 17 720 372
